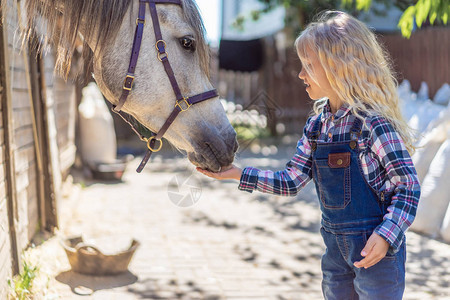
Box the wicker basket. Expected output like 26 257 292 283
61 236 140 276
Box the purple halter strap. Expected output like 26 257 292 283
111 0 218 173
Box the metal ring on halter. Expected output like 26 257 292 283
175 97 191 112
147 136 163 152
157 51 168 62
156 40 168 61
155 39 167 51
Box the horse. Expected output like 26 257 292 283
13 0 238 172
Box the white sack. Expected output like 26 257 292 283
412 121 449 182
408 100 445 137
79 82 117 164
411 139 450 236
417 81 429 101
398 80 412 102
441 202 450 242
433 83 450 106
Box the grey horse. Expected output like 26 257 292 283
16 0 237 172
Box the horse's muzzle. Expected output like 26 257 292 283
188 131 238 172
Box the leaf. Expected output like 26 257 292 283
442 11 448 24
356 0 372 11
415 0 431 28
398 6 416 38
341 0 353 8
250 10 261 21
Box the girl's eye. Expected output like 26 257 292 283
179 36 196 52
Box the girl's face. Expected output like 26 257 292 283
298 47 336 102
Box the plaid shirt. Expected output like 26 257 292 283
239 102 420 252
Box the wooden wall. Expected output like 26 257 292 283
48 57 77 175
0 0 77 295
0 1 39 286
379 27 450 98
0 27 13 300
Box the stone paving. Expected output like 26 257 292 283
26 141 450 299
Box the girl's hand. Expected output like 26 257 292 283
196 164 242 181
354 232 389 269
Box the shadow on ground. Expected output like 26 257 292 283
55 270 138 295
126 278 222 300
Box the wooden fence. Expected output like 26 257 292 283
379 27 450 98
0 0 77 296
213 36 311 136
214 27 450 135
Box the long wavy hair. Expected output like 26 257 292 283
295 11 416 154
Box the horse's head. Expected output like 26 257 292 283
93 1 237 171
25 0 238 172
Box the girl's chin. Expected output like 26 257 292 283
306 88 316 99
306 89 325 101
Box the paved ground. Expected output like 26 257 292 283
26 139 450 299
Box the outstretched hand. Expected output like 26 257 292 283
196 164 242 181
354 232 390 269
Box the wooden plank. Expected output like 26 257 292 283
28 41 46 231
11 70 30 90
38 52 59 231
13 107 33 130
13 126 34 149
14 145 36 175
0 2 20 274
11 88 33 109
59 144 76 174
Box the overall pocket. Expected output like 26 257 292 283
314 152 351 209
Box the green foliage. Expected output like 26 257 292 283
398 0 449 38
342 0 372 11
233 124 271 141
233 0 449 39
7 260 39 300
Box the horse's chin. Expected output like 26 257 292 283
187 142 237 172
186 152 229 173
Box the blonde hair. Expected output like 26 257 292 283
295 11 416 154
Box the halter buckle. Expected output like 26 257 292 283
156 40 168 61
136 18 145 26
147 136 163 152
123 74 135 91
175 97 191 112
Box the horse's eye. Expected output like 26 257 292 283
179 36 196 52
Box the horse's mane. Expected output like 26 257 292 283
5 0 209 80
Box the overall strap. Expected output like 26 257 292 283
308 114 322 152
349 116 363 149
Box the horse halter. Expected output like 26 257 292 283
111 0 218 173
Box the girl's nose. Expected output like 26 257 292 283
298 68 305 80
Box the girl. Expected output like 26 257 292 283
197 11 420 300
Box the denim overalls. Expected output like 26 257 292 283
309 114 406 300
